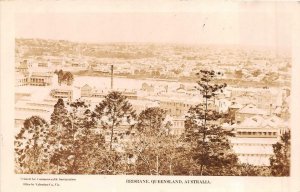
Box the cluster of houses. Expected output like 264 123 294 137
14 56 290 166
15 60 54 86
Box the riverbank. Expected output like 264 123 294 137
73 70 288 89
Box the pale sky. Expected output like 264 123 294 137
15 2 295 50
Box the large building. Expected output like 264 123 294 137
80 84 138 99
229 115 289 166
159 97 199 117
50 86 73 101
28 72 53 86
15 59 54 87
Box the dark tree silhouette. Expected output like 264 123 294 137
136 107 167 136
131 107 175 175
63 71 74 86
270 130 290 176
49 99 105 174
54 70 74 86
94 91 136 150
15 116 50 174
184 70 238 175
57 69 64 85
48 98 70 173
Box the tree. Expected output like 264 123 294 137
136 107 167 136
56 69 64 85
132 107 205 176
49 99 105 174
54 70 74 86
232 164 271 176
234 70 243 79
270 130 290 176
94 91 136 151
184 70 238 175
131 107 174 175
48 98 70 173
15 116 50 174
63 71 74 86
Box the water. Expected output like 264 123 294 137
73 75 193 90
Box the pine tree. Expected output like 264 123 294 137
48 98 70 173
15 116 50 174
133 107 166 174
49 99 105 174
132 107 181 175
184 70 238 175
94 91 136 151
136 107 167 136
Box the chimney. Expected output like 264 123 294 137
111 65 114 90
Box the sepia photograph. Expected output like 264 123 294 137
13 9 292 176
1 0 300 192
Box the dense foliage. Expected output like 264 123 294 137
270 130 291 176
184 70 238 175
54 70 74 86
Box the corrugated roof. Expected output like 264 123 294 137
237 115 288 129
237 104 268 115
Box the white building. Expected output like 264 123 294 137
50 85 73 101
229 115 289 166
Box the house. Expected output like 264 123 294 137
81 84 93 97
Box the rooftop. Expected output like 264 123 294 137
237 115 288 129
237 104 268 115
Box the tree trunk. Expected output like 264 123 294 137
110 122 115 151
71 117 78 174
200 88 208 176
